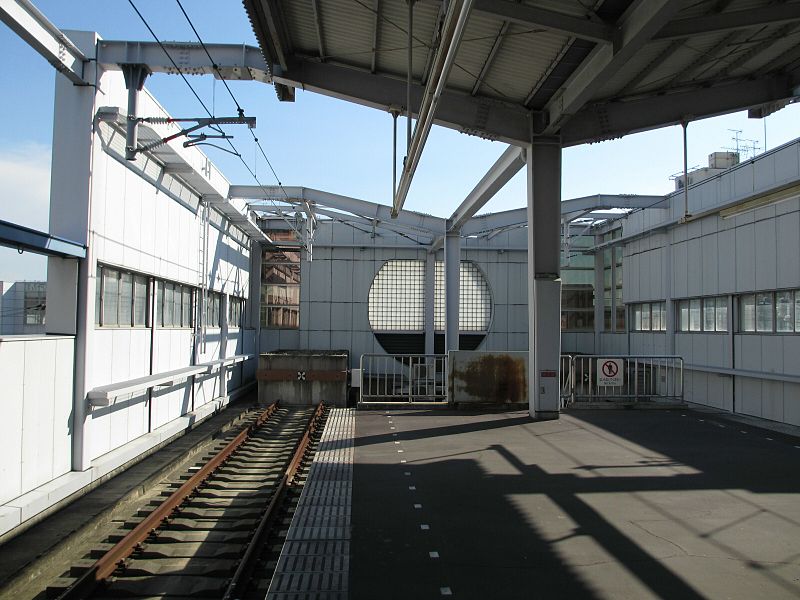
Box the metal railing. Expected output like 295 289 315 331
561 355 684 405
359 354 448 405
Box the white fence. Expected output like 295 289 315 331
561 355 684 405
359 354 447 405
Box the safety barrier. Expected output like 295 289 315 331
561 355 684 406
359 354 447 405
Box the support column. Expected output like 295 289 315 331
45 32 99 472
250 241 263 356
424 251 435 354
593 234 604 353
527 136 562 420
444 229 460 352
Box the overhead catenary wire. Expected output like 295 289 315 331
126 0 305 243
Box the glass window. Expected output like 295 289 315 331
206 291 221 328
133 275 148 327
633 304 642 330
262 249 301 329
163 283 174 327
434 261 492 332
651 303 662 331
795 291 800 332
740 294 755 332
23 282 46 325
776 291 793 333
689 299 701 331
228 296 244 328
756 292 774 332
641 303 651 331
119 272 132 327
679 300 689 331
181 287 192 328
703 298 716 332
95 267 102 326
715 297 727 332
103 268 119 326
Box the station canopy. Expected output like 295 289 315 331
243 0 800 146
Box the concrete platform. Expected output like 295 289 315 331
352 408 800 599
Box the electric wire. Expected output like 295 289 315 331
126 0 305 243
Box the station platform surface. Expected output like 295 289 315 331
351 408 800 600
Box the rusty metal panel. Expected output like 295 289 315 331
258 351 349 406
448 350 528 405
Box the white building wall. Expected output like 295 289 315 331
620 138 800 425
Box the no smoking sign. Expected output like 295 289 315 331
597 358 624 386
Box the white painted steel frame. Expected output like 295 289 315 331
359 354 448 405
563 355 685 404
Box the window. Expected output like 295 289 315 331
159 281 193 328
96 265 150 327
740 294 755 332
631 302 665 332
23 282 46 325
368 260 492 333
756 293 773 332
689 299 702 331
561 284 594 331
739 290 800 333
776 291 793 333
229 296 245 328
677 296 728 332
434 261 492 332
261 249 300 328
205 291 221 328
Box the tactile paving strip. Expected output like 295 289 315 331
267 408 354 600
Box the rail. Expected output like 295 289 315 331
359 354 447 405
561 355 684 406
57 402 326 599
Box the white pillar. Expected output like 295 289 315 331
444 229 460 352
527 136 562 420
424 252 435 354
45 32 100 471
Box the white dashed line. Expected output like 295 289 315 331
794 446 800 449
766 437 774 441
395 441 400 444
420 524 430 530
393 433 398 436
398 450 404 453
390 426 396 430
698 419 704 422
440 587 452 596
409 486 416 490
414 503 422 509
404 471 411 476
429 551 440 558
400 459 407 463
740 430 748 434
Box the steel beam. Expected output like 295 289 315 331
230 185 446 233
472 0 612 43
561 73 800 146
654 5 800 40
96 40 271 82
0 219 86 259
273 59 530 144
544 0 684 134
393 0 475 216
0 0 87 85
371 0 380 73
310 0 326 61
444 230 460 352
472 20 510 96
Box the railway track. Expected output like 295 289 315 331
49 403 327 600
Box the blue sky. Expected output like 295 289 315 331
1 0 799 279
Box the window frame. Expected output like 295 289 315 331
96 265 152 329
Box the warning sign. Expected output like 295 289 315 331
597 358 624 387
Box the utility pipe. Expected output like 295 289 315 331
392 0 473 217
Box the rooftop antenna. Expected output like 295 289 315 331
727 129 743 155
